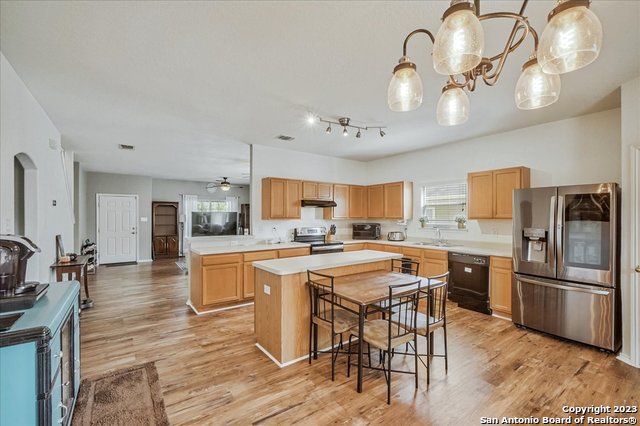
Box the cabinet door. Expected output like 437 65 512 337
153 236 167 256
202 263 243 305
317 183 333 200
332 184 350 219
243 262 255 298
285 180 302 218
423 258 448 277
344 243 365 252
302 181 318 199
493 168 525 219
468 171 494 219
490 257 512 315
349 186 366 218
269 178 286 218
367 185 384 218
384 182 404 219
278 248 310 258
167 236 179 255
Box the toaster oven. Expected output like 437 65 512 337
352 223 381 240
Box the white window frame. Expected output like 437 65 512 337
419 180 467 230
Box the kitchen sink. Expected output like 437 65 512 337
412 241 462 248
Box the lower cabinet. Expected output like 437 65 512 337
344 243 365 252
0 282 80 426
243 250 278 298
153 235 179 259
422 249 448 277
490 256 513 316
202 263 243 305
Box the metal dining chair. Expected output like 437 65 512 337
348 279 422 404
367 258 420 319
307 270 359 381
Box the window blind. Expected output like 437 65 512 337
421 182 467 227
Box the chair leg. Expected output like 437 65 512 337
426 331 430 386
443 325 449 372
347 335 353 378
387 349 392 405
313 324 319 360
308 319 313 364
367 342 372 367
414 335 419 389
331 333 335 381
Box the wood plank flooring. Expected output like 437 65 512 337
80 259 640 425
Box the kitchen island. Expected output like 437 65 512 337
252 250 402 366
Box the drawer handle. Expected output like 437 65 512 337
53 351 63 360
58 402 68 423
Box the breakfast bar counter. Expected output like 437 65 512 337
252 250 402 366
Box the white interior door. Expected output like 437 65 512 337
97 194 138 264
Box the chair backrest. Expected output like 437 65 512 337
385 279 422 345
307 270 336 326
425 271 450 325
391 257 420 277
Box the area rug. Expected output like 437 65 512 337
72 362 169 426
175 260 187 271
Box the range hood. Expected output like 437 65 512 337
301 199 337 208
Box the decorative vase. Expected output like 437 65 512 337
457 222 465 229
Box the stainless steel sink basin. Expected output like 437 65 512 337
412 241 462 248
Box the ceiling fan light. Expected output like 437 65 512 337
387 57 423 112
220 183 231 191
537 2 603 75
436 86 470 126
433 4 484 75
515 58 561 110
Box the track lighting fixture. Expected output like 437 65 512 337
310 115 387 140
388 0 602 125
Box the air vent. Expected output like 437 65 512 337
275 135 295 141
118 144 135 150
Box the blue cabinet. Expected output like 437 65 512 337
0 282 80 426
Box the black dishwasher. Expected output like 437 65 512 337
448 252 491 315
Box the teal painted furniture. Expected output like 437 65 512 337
0 281 80 426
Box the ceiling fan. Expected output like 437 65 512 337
205 177 243 193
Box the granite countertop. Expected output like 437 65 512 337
339 238 512 258
190 241 310 256
252 250 402 275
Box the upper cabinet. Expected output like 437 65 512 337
383 181 412 220
367 185 384 218
468 167 530 219
262 178 302 219
349 186 367 219
302 181 333 200
331 184 350 219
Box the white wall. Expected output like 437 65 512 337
250 144 369 240
366 108 622 243
0 53 73 282
151 178 250 205
620 76 640 365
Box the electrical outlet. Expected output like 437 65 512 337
263 284 271 295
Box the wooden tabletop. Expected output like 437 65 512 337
321 271 440 306
51 254 91 268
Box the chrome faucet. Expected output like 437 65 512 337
435 228 443 244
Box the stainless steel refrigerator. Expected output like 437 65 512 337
512 183 621 352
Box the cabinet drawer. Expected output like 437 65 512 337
366 243 384 250
202 253 243 266
49 329 62 383
278 248 310 258
383 245 403 254
344 243 365 252
402 247 422 257
244 251 277 262
491 256 512 270
422 249 448 261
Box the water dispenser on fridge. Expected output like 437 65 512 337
521 228 547 263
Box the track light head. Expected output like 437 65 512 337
380 129 386 137
326 125 332 134
343 127 349 136
356 130 362 138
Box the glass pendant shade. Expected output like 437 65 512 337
388 62 423 112
433 8 484 75
437 87 470 126
515 59 561 110
537 5 603 75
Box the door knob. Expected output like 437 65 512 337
636 265 640 273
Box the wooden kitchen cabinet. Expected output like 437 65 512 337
349 185 367 218
422 249 448 277
202 263 243 305
326 184 350 219
367 185 384 218
383 181 413 220
468 167 530 219
243 251 278 298
278 247 311 258
302 181 333 200
490 256 513 317
262 178 302 219
344 243 365 252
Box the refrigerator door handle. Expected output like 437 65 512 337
549 195 556 273
517 276 610 296
556 195 564 275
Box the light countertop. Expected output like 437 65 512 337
339 239 512 258
252 250 402 275
190 241 310 255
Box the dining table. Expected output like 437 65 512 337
327 270 442 393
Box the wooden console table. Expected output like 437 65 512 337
51 255 94 309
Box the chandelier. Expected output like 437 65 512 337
387 0 603 125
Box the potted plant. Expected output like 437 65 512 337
454 214 467 229
419 217 428 228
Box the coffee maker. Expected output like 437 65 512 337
0 235 49 311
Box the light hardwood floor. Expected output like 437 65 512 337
80 259 640 425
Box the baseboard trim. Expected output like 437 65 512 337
186 300 254 315
255 340 350 368
617 353 639 368
137 259 153 263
